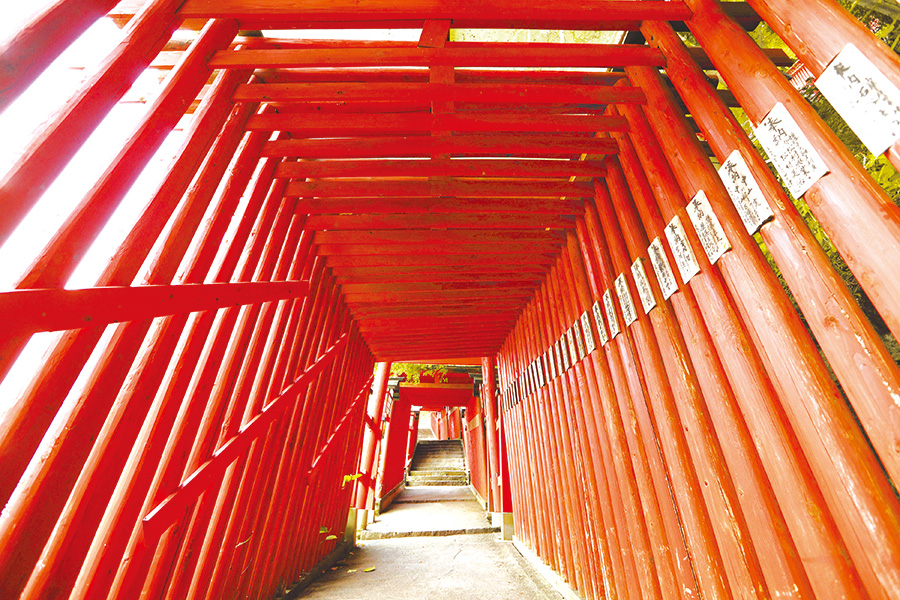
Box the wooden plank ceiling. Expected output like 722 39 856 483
112 0 769 360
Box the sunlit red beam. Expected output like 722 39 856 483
300 197 584 215
277 158 607 179
238 82 645 105
263 134 618 158
305 213 574 231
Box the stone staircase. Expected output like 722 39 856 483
406 439 468 486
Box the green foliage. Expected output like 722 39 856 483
388 363 449 383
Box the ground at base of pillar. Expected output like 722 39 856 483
295 533 563 600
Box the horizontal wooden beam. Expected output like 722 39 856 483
210 44 664 69
277 158 607 179
318 228 562 244
341 280 539 294
344 289 534 303
180 0 692 28
263 134 618 158
306 213 575 231
257 67 625 85
357 316 517 328
142 333 347 541
238 82 645 106
1 281 306 337
324 253 554 267
348 296 529 309
286 179 592 198
335 272 544 284
301 196 584 215
317 242 561 255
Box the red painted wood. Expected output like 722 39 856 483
336 271 545 285
0 0 119 112
316 229 564 245
742 0 900 167
630 62 900 600
604 155 815 599
645 19 900 513
479 356 500 509
305 214 575 231
276 158 609 179
263 134 618 158
1 280 306 337
71 148 283 600
354 362 392 508
239 82 645 105
341 280 541 294
300 196 585 216
684 0 900 346
142 334 349 541
610 106 864 598
257 66 623 85
286 179 591 199
0 0 185 249
179 0 692 26
211 44 663 69
325 254 554 267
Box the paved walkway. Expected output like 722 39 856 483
295 487 564 600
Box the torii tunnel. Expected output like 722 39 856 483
3 0 900 598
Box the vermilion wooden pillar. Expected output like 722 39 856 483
643 19 900 500
481 356 502 511
354 361 392 510
627 63 900 600
609 103 866 600
680 0 900 345
742 0 900 167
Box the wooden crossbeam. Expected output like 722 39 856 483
350 304 523 317
238 82 645 105
305 214 575 231
316 229 563 245
252 113 627 136
277 158 608 179
257 68 625 85
334 270 544 282
317 242 561 255
341 280 540 294
180 1 692 29
263 135 617 158
301 197 584 215
324 253 554 267
286 179 592 198
210 44 664 69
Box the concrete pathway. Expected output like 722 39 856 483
294 487 564 600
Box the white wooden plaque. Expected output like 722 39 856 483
631 258 657 314
573 320 586 359
603 289 621 339
547 349 556 380
592 301 609 346
648 237 679 300
555 340 563 375
755 102 829 198
534 358 542 388
615 273 638 326
686 189 731 264
816 43 900 157
581 311 596 354
665 216 702 284
566 328 578 364
560 336 570 371
718 150 774 234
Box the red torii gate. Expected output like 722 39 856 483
0 1 899 599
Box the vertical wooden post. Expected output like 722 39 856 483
354 361 392 510
610 103 864 598
627 62 900 600
680 0 900 343
742 0 900 168
643 19 900 492
481 356 502 512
